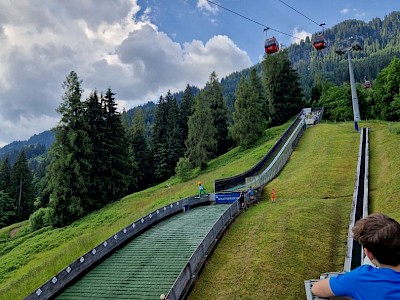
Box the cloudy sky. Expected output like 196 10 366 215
0 0 397 146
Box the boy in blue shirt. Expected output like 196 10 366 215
311 213 400 300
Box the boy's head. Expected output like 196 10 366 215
352 213 400 266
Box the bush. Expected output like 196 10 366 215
175 157 193 181
29 207 54 231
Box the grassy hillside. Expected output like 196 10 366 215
369 121 400 221
1 121 399 300
0 123 289 300
188 121 400 300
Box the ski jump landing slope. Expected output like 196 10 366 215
56 204 230 300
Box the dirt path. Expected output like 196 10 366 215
9 226 22 238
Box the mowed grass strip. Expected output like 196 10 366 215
0 123 288 300
189 123 362 300
367 121 400 221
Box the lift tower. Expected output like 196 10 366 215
335 43 363 131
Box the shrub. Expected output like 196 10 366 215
175 157 193 181
29 207 54 231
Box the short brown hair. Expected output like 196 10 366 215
352 213 400 266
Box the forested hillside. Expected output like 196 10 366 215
290 11 400 97
1 11 400 229
0 131 54 165
0 49 303 228
221 12 400 107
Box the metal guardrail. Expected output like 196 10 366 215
166 201 240 300
25 196 211 300
214 111 304 192
344 128 369 271
314 107 324 124
304 272 346 300
214 107 324 193
245 118 306 189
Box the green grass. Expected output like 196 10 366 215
2 120 400 300
0 221 28 241
188 121 400 300
367 121 400 220
0 122 288 300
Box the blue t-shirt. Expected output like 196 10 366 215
329 265 400 300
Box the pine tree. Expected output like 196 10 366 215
204 71 229 155
0 158 12 194
180 84 195 142
48 71 89 227
130 108 153 191
1 157 16 226
0 191 16 227
9 150 35 221
83 90 106 210
231 70 266 146
263 51 304 126
249 67 268 126
165 92 185 172
121 108 130 133
101 88 130 203
152 95 170 181
151 91 185 180
36 153 54 208
185 91 217 170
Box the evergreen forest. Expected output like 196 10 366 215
1 12 400 229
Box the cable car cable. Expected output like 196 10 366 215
206 0 301 40
277 0 325 29
275 0 327 50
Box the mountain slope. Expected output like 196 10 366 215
0 122 289 300
189 121 400 299
2 121 400 299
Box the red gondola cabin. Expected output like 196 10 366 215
312 35 327 50
265 37 279 54
364 80 372 89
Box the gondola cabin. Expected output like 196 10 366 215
364 80 372 89
265 36 279 54
312 35 326 50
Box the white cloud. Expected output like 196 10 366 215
196 0 219 15
340 8 350 15
290 27 311 44
353 8 366 18
0 0 251 147
340 7 367 18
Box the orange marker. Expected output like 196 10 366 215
271 188 276 203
